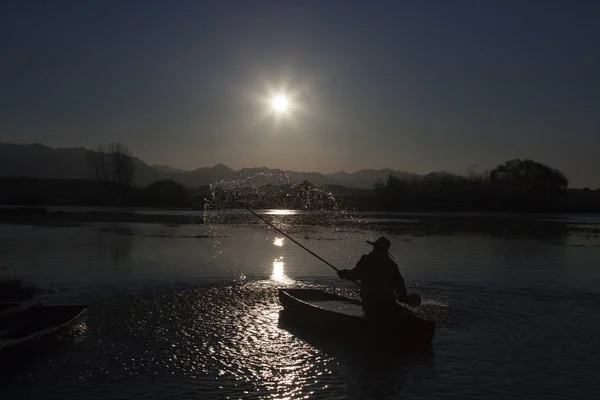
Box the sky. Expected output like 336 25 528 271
1 1 599 188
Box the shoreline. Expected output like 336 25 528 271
1 207 599 238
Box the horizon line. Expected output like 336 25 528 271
0 141 456 176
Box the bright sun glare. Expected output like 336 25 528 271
271 257 292 284
271 95 289 113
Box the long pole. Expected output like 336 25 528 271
239 202 361 287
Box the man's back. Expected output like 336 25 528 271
349 252 407 308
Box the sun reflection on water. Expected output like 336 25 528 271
271 257 293 284
220 287 332 399
273 237 284 246
265 209 297 216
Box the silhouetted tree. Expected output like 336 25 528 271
489 159 568 193
371 159 570 211
489 159 568 211
108 141 134 189
87 144 110 184
373 173 410 209
87 141 135 205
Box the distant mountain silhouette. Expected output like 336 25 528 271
326 168 420 188
0 142 450 189
164 164 237 188
152 164 187 174
0 143 91 180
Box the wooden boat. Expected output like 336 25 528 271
0 303 14 314
0 304 87 362
278 288 436 349
0 300 43 320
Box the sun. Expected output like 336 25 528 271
252 81 304 127
271 95 289 113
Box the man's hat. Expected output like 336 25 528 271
365 236 391 250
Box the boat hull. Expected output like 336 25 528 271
0 304 87 371
278 288 435 350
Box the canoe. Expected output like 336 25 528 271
278 288 436 349
0 303 15 314
0 304 87 363
0 300 43 320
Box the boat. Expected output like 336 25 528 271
0 299 43 320
0 304 87 364
0 303 15 314
278 288 436 349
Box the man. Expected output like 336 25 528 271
337 236 412 321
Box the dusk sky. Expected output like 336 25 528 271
1 1 599 187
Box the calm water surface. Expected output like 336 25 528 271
1 211 600 399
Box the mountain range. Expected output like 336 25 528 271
0 142 439 189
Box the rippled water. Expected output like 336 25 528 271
1 212 600 399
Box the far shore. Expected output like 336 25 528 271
1 206 599 239
0 206 205 226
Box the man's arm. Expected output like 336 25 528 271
337 255 367 281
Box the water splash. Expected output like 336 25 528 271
201 171 367 277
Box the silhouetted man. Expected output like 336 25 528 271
337 236 411 322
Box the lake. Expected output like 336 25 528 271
1 210 600 399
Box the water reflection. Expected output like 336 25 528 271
94 224 134 263
273 237 284 246
3 216 600 399
271 257 293 284
8 284 438 400
265 209 297 216
219 286 331 399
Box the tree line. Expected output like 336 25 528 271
86 141 135 204
371 159 586 212
1 144 599 212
